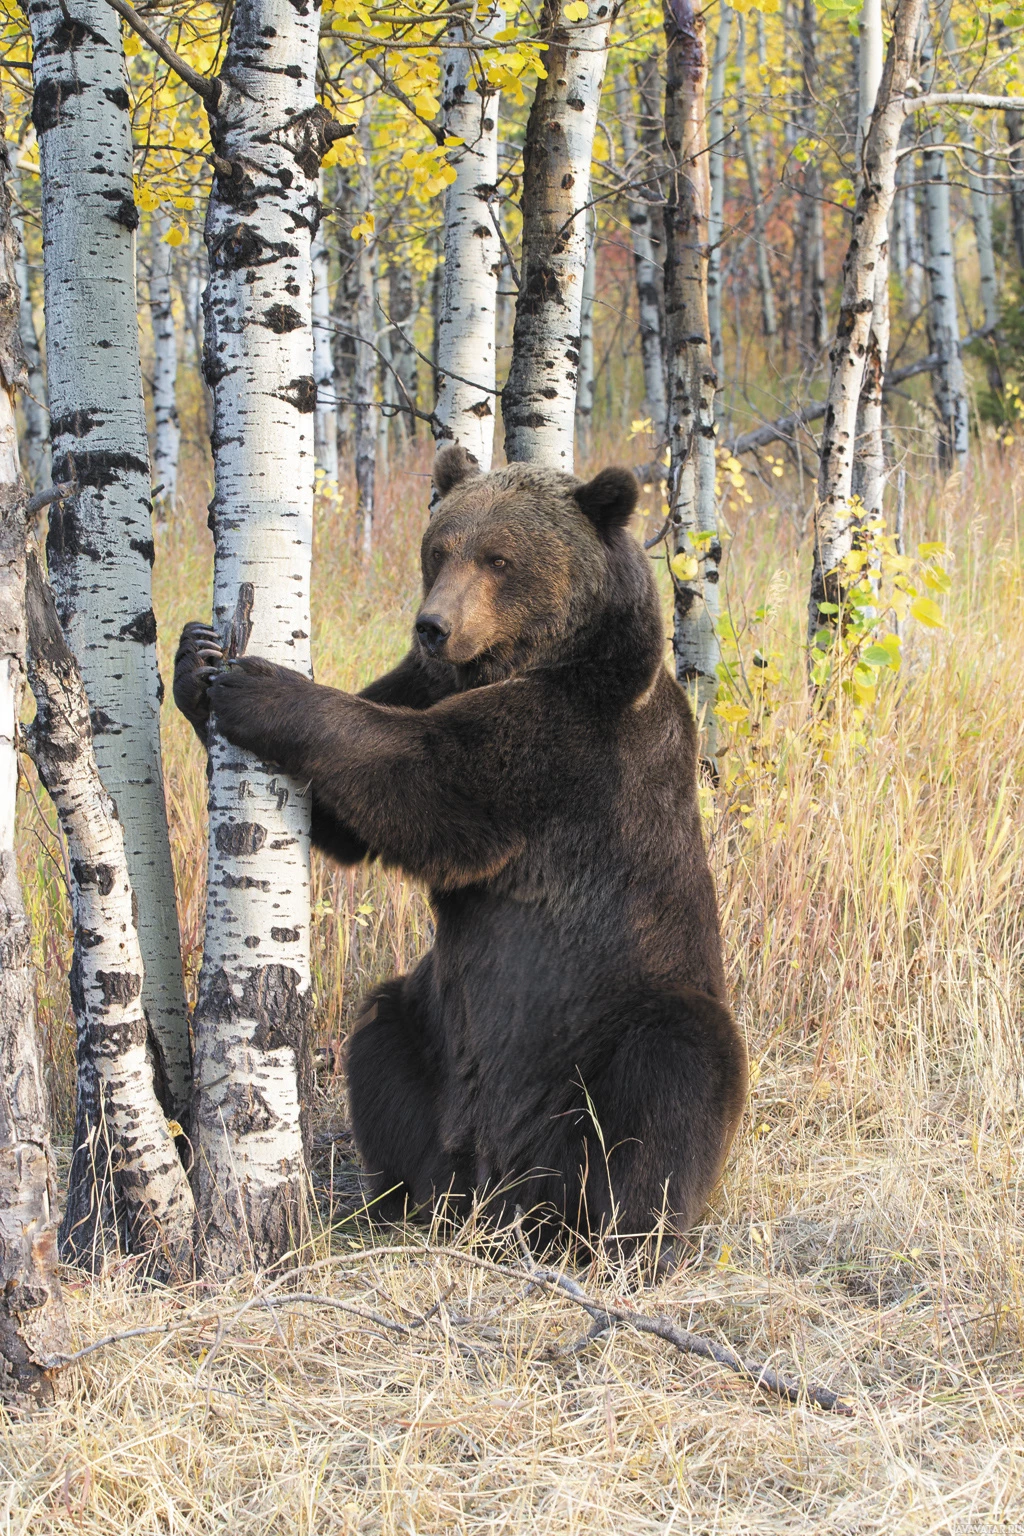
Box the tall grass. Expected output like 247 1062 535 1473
7 433 1023 1533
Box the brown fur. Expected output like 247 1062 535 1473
174 449 748 1256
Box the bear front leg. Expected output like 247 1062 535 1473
172 621 225 745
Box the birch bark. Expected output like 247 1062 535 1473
11 174 47 492
663 0 720 765
797 0 825 364
0 121 67 1406
352 104 376 552
502 0 613 469
966 147 999 333
434 2 502 470
25 555 196 1278
736 15 776 341
807 0 925 646
150 218 180 520
852 0 888 519
312 192 338 484
389 263 419 439
26 0 190 1120
707 12 731 405
576 217 596 452
195 0 334 1272
921 132 968 469
616 68 668 442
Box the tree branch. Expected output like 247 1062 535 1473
102 0 218 105
906 90 1024 115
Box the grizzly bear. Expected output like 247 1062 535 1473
174 448 747 1258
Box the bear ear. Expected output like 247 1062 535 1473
573 466 639 539
433 444 482 499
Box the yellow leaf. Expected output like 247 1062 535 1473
563 0 589 18
137 187 161 212
163 224 187 246
714 701 749 724
670 552 699 582
910 595 944 628
166 1120 183 1138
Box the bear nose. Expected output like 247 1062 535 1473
415 615 451 656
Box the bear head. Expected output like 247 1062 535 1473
417 446 646 684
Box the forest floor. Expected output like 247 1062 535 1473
5 431 1024 1534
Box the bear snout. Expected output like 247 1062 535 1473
415 614 451 657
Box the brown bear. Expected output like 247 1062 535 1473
174 448 747 1258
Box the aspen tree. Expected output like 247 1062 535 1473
919 17 967 470
663 0 720 765
616 68 668 442
797 0 825 364
26 0 190 1120
575 217 596 452
852 0 888 519
808 0 925 646
312 193 339 485
736 15 777 341
353 102 376 552
150 217 180 521
26 554 197 1278
503 0 613 469
707 11 731 406
191 0 338 1273
11 171 47 492
0 121 67 1407
434 1 503 470
389 263 419 439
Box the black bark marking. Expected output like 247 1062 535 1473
51 408 101 439
271 927 300 943
130 537 155 566
89 707 117 736
215 822 267 856
54 449 150 491
103 87 130 112
95 970 142 1007
120 609 157 645
71 860 115 896
277 376 316 413
31 79 85 135
262 303 303 333
222 873 271 891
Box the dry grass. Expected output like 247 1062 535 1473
5 432 1024 1533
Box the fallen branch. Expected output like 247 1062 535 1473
510 1216 853 1416
43 1237 855 1415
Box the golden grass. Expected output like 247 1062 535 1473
6 433 1023 1533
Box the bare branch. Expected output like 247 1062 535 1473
101 0 218 105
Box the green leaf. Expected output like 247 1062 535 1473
861 644 896 667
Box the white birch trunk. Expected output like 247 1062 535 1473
503 0 613 469
150 218 180 521
919 16 968 471
966 147 999 333
0 125 67 1405
575 216 596 453
11 171 48 492
707 11 731 405
616 69 668 442
434 2 502 470
922 133 968 469
27 0 190 1119
312 192 338 484
737 16 777 341
857 0 884 160
664 0 720 767
389 263 419 439
808 0 926 644
25 556 196 1278
797 0 826 364
852 0 889 518
195 0 330 1273
353 104 376 554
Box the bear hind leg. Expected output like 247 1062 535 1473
345 979 465 1221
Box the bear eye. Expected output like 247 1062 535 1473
489 556 508 571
